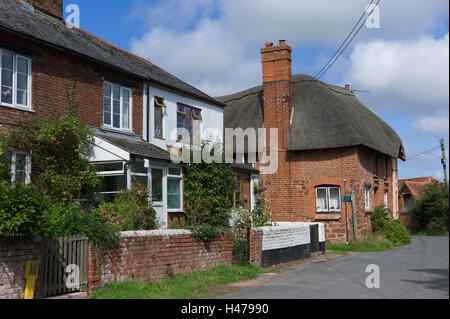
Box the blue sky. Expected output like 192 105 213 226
65 0 449 181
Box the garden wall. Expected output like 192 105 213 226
88 229 262 294
0 236 44 299
256 222 326 266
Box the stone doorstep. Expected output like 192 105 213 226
45 292 88 299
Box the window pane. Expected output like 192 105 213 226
17 57 28 74
122 101 129 129
177 104 184 113
132 175 148 188
131 160 147 174
14 153 26 171
1 53 13 104
98 175 125 193
167 178 181 209
103 83 112 125
122 89 130 129
168 167 181 176
316 188 327 211
113 99 120 128
95 162 123 172
151 168 163 202
329 188 340 210
154 108 162 137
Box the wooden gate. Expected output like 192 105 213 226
38 236 89 298
310 224 320 253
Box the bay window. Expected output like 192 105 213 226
315 186 341 213
103 82 131 130
0 49 31 109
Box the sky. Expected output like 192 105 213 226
65 0 449 181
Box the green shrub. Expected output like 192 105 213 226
99 186 158 231
0 182 51 237
371 205 411 245
183 142 235 228
251 182 272 227
412 182 449 234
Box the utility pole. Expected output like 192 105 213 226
441 138 448 190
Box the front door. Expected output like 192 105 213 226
235 173 251 210
150 166 167 228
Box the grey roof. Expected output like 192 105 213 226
0 0 223 107
231 163 259 174
94 131 171 162
217 74 405 160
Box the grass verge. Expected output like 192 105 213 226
90 264 265 299
326 234 407 253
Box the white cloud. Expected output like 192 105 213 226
128 0 449 96
413 116 450 135
344 34 449 113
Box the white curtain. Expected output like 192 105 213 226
316 188 328 211
329 188 340 210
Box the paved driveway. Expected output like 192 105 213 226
223 236 449 299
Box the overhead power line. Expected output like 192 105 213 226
296 0 382 98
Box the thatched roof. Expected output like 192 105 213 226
217 74 405 160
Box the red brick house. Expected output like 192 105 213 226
0 0 226 228
218 41 406 243
398 176 440 231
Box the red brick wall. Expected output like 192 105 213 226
0 236 44 299
0 31 143 136
87 230 263 294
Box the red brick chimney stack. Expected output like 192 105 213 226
27 0 64 20
259 40 294 220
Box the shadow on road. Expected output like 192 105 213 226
402 268 449 294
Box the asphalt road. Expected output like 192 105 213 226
223 236 449 299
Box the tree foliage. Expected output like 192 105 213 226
3 76 99 200
412 182 449 234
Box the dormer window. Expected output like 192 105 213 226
103 82 131 130
0 49 31 110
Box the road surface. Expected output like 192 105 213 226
223 236 449 299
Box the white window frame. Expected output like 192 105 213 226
167 166 183 212
150 165 164 206
0 49 32 110
95 161 126 195
102 81 132 131
315 186 341 213
364 186 371 211
9 150 30 185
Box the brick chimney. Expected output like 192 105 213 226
27 0 64 20
260 40 293 150
259 40 294 221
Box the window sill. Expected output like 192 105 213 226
0 103 34 113
154 136 165 140
315 213 341 221
100 126 134 135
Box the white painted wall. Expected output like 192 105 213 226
146 84 224 151
258 222 326 251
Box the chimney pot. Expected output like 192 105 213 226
279 40 286 45
345 84 350 91
265 42 274 48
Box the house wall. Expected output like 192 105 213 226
258 145 396 243
0 30 144 136
146 84 224 150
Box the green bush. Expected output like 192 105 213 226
99 186 158 231
370 205 411 245
0 182 51 237
251 182 272 227
412 182 449 234
183 142 235 228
